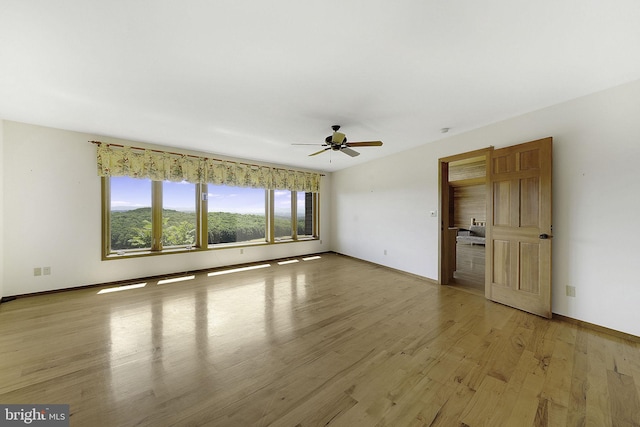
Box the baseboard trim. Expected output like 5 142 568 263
553 314 640 343
333 253 640 343
332 252 439 285
5 252 334 300
5 251 638 342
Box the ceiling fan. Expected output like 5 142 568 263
295 125 383 157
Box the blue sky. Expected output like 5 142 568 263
110 177 302 214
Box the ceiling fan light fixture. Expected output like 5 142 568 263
332 131 346 144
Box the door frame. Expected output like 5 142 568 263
438 139 553 319
438 147 492 286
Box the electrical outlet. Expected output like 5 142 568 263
240 249 244 254
566 285 576 297
384 249 387 255
34 267 42 276
430 210 438 217
43 267 51 275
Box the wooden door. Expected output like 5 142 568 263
486 137 552 318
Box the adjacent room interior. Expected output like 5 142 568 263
441 153 488 295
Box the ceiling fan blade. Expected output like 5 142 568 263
340 147 360 157
293 143 326 146
345 141 383 147
309 148 330 156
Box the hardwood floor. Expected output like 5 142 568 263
1 252 639 426
453 243 485 295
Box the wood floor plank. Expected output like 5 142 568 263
540 324 577 409
565 327 588 426
429 382 475 427
1 253 639 426
585 332 613 427
498 350 545 426
607 369 640 427
459 375 508 425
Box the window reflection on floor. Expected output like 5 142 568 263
106 255 323 401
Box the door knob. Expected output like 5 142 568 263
539 233 553 239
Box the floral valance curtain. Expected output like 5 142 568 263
95 143 321 192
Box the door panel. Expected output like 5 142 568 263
519 242 540 293
486 137 552 318
493 181 512 226
520 177 540 227
519 148 540 170
492 240 510 286
493 152 515 173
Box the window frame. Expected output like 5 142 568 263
102 177 319 259
295 191 317 239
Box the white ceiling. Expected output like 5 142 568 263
2 1 640 172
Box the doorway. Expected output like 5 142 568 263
439 138 553 318
438 148 490 296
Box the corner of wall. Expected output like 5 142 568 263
0 119 5 301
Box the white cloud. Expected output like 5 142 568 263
111 200 147 208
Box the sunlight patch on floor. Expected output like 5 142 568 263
98 283 147 294
208 264 271 277
157 275 195 285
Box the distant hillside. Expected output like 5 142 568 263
110 208 304 250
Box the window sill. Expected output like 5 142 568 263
104 237 319 260
105 246 202 260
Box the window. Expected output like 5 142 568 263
109 177 152 251
297 192 315 238
162 181 197 248
207 185 266 245
274 190 293 240
103 178 318 258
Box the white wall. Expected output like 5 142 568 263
331 78 640 337
1 121 330 296
4 79 640 337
